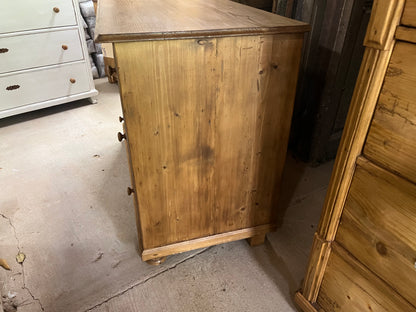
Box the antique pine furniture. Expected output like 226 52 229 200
95 0 309 264
295 0 416 311
0 0 98 119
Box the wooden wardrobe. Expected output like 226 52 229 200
296 0 416 311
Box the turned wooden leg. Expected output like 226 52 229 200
146 257 167 266
247 234 266 247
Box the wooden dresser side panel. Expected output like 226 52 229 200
364 41 416 184
336 157 416 307
115 39 218 249
317 244 416 312
114 34 303 249
215 33 304 232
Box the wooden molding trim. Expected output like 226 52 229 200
364 0 405 50
294 292 319 312
317 0 405 243
95 0 310 43
317 46 394 241
96 26 312 43
395 26 416 44
302 233 331 302
141 224 276 261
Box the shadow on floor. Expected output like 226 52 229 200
96 146 140 248
253 155 330 308
274 154 308 228
252 238 299 309
0 99 92 128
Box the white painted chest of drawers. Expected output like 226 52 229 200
0 0 98 118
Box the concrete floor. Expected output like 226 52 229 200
0 79 334 312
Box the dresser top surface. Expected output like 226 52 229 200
95 0 309 43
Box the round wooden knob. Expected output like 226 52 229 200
62 45 68 50
53 7 60 13
70 78 76 84
117 132 126 142
119 116 124 123
127 187 134 196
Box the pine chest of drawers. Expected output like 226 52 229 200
296 0 416 311
0 0 98 119
96 0 309 263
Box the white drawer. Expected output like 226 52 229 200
0 62 91 111
0 0 76 34
0 29 84 74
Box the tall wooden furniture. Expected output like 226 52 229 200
96 0 309 263
0 0 98 119
295 0 416 311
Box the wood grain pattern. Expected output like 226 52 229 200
363 0 405 50
299 1 405 305
95 0 309 43
303 46 394 307
402 0 416 27
294 292 319 312
114 34 304 255
298 2 416 311
141 224 276 261
395 26 416 43
336 157 416 307
115 38 218 249
302 233 331 302
318 243 416 312
317 47 392 240
364 41 416 184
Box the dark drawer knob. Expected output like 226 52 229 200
70 78 76 84
127 187 134 196
62 45 68 50
119 116 124 123
6 85 20 91
0 48 9 54
118 132 126 142
53 7 60 13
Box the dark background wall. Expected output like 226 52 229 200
233 0 274 11
287 0 373 164
234 0 373 164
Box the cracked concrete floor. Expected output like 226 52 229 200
0 79 334 312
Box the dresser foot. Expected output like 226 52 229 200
247 234 266 247
146 257 167 266
88 96 98 104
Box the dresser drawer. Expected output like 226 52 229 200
0 0 76 34
0 29 84 74
0 62 91 111
318 244 416 312
402 0 416 28
336 158 416 307
364 41 416 184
